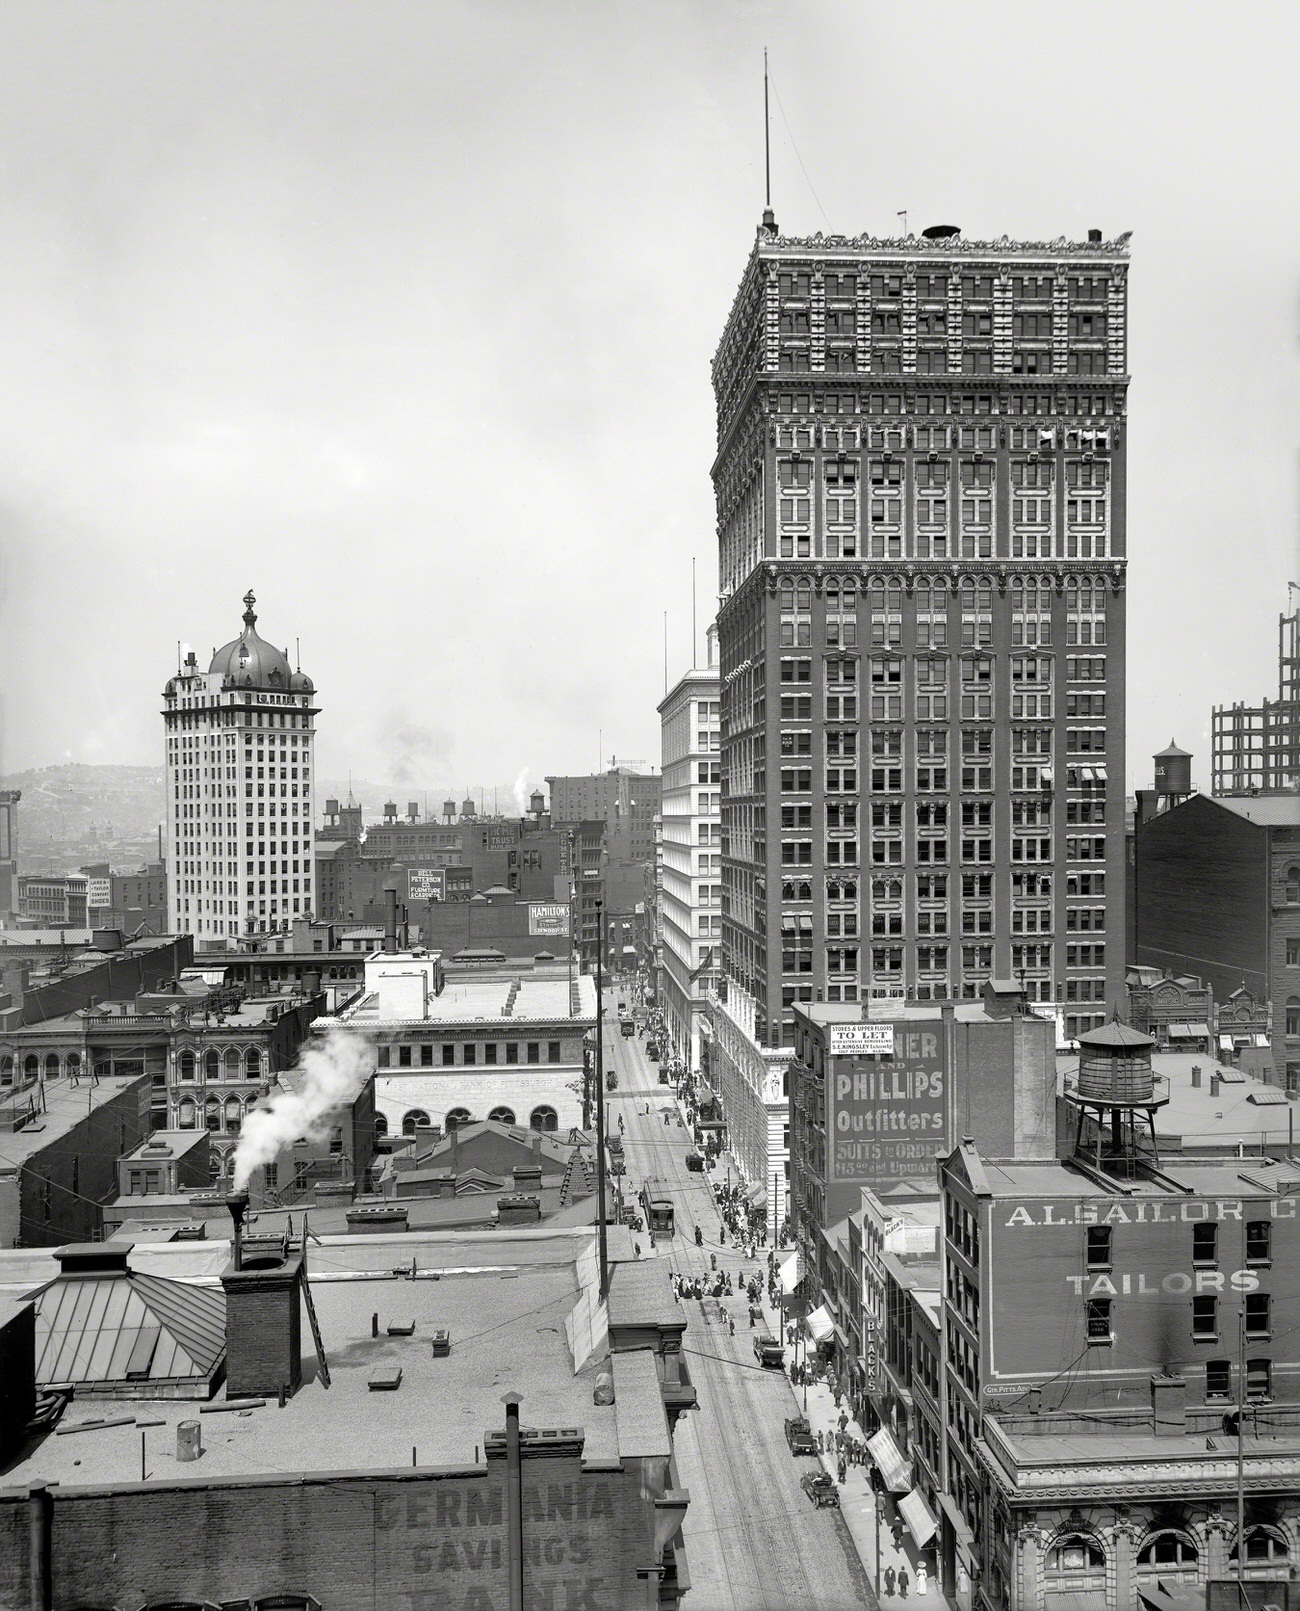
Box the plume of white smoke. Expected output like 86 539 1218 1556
232 1027 373 1191
512 767 531 816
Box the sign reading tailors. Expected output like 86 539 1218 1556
528 903 570 937
407 868 444 903
827 1020 948 1187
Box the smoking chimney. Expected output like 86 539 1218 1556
227 1189 249 1271
384 886 399 955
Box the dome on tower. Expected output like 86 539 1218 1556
209 591 293 688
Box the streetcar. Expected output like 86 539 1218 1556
639 1183 675 1238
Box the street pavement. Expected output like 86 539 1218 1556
601 992 877 1611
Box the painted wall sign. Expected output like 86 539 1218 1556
827 1021 948 1184
1003 1197 1299 1227
829 1023 896 1056
529 904 570 937
409 868 445 902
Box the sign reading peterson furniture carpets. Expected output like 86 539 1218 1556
827 1021 948 1185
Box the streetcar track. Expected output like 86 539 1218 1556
605 1010 874 1609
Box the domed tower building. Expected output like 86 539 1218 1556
164 591 318 947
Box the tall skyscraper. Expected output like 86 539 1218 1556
164 591 317 947
711 219 1129 1057
657 626 722 1071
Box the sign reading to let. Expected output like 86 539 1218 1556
827 1021 948 1186
529 904 570 937
408 868 444 903
829 1023 895 1057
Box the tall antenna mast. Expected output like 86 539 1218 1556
761 52 776 234
764 50 771 209
692 558 697 667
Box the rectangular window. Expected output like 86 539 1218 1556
442 1043 455 1066
1192 1295 1218 1339
1193 1222 1217 1265
527 1042 540 1064
485 1043 498 1064
1205 1359 1231 1400
506 1043 519 1065
1085 1298 1112 1341
548 1041 561 1063
1246 1357 1272 1401
1085 1226 1112 1269
1246 1220 1272 1264
1245 1292 1272 1338
377 1046 391 1068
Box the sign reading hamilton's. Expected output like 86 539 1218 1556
827 1020 949 1186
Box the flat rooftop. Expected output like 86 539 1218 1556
971 1153 1300 1200
0 1074 147 1166
119 1130 209 1164
796 1000 1022 1028
1 1232 661 1489
982 1412 1300 1498
1057 1050 1298 1149
338 971 596 1029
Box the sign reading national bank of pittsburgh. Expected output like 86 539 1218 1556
826 1021 949 1188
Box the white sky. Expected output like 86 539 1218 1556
0 1 1297 796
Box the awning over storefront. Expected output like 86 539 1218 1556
778 1251 802 1294
899 1489 938 1547
1220 1034 1235 1051
745 1181 766 1207
937 1491 976 1553
866 1427 910 1493
1167 1022 1197 1039
806 1304 835 1344
1255 1033 1272 1048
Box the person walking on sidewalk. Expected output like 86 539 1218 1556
836 1454 847 1486
884 1567 895 1598
897 1566 909 1598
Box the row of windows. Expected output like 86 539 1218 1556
377 1040 566 1068
1086 1220 1273 1267
392 1105 558 1136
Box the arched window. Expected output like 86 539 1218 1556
529 1105 558 1133
1230 1527 1290 1567
208 1152 222 1180
373 1112 388 1137
205 1098 221 1132
44 1053 60 1080
65 1052 80 1080
1287 866 1300 905
178 1050 196 1080
401 1109 431 1138
445 1107 472 1133
178 1098 196 1129
245 1048 261 1077
205 1050 220 1081
488 1106 516 1126
224 1047 241 1077
225 1097 243 1135
24 1054 40 1081
1046 1532 1105 1578
1137 1531 1198 1570
0 1054 12 1086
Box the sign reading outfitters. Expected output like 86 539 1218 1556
826 1019 949 1198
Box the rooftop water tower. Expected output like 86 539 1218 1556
1153 740 1193 799
443 798 457 824
1066 1020 1166 1178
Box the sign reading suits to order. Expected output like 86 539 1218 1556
827 1021 948 1186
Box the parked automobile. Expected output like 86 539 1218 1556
784 1415 817 1455
619 1206 643 1232
685 1151 705 1173
801 1471 839 1508
753 1333 784 1369
646 1041 660 1060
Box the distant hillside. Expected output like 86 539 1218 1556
0 764 537 869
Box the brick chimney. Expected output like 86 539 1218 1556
220 1193 303 1400
1150 1372 1186 1437
511 1164 543 1193
497 1194 542 1226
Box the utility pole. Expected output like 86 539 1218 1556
1236 1304 1246 1606
594 899 609 1302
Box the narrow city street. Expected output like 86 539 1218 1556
602 990 877 1611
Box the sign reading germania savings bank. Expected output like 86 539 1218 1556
825 1020 949 1195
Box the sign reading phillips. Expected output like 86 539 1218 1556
827 1021 949 1184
